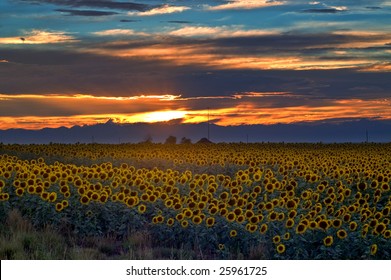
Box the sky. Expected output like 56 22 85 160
0 0 391 131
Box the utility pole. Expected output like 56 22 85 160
366 129 369 143
207 107 210 141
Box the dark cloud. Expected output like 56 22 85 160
365 6 382 10
17 0 150 11
301 8 348 14
200 33 353 55
120 19 141 22
165 20 193 24
1 46 390 102
56 9 119 16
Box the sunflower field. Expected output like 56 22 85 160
0 142 390 259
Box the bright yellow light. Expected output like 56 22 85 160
126 110 188 123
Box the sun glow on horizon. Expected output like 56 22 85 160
120 110 189 123
1 93 391 130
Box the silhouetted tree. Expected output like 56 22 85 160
196 137 213 144
180 137 192 144
140 134 153 144
165 135 177 144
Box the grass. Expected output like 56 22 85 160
0 209 257 259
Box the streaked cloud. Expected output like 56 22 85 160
120 19 141 23
210 100 391 126
92 29 147 37
165 20 193 24
2 0 391 133
0 30 76 44
128 4 190 16
168 26 278 38
55 9 119 16
84 40 376 71
1 93 390 129
301 7 348 13
15 0 150 12
205 0 285 11
359 63 391 72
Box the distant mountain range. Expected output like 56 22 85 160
1 119 391 144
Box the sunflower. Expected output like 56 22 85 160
220 208 228 216
259 224 268 234
176 213 184 221
278 212 285 221
337 229 348 239
369 219 378 228
272 235 281 244
288 210 297 219
308 221 317 229
80 195 90 205
357 182 367 191
317 219 329 231
206 217 215 227
323 236 333 247
62 200 69 208
381 183 390 192
184 208 193 218
48 192 57 202
40 192 49 201
296 223 307 235
285 218 295 228
268 212 278 221
219 191 229 201
349 221 358 231
35 185 43 194
192 215 202 225
138 204 146 214
370 244 377 255
180 220 189 228
237 214 245 223
332 219 342 229
265 202 274 211
246 224 258 233
233 207 242 216
276 244 286 254
126 197 138 207
15 188 24 197
91 192 100 201
27 186 35 194
374 223 386 235
167 218 175 227
55 202 64 212
383 230 391 239
362 224 369 238
230 230 237 237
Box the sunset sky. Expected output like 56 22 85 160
1 0 391 130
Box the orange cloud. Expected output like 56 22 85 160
84 42 375 71
0 94 182 117
1 93 390 130
200 98 391 126
168 26 278 38
92 29 148 37
128 4 190 16
0 30 76 44
205 0 285 10
358 63 391 72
